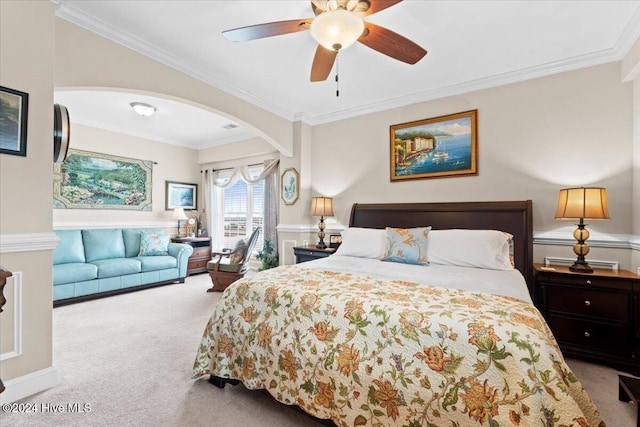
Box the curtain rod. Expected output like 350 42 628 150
200 162 266 173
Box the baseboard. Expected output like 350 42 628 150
0 367 58 404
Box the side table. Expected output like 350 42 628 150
172 236 211 275
293 245 335 264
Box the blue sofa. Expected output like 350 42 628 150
53 228 193 305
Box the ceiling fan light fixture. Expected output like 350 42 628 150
130 102 156 117
310 9 364 51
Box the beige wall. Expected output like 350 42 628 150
55 19 294 157
307 63 637 270
0 0 57 401
53 124 200 231
198 137 277 165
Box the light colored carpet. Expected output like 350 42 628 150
3 273 637 426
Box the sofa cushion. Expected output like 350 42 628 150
53 263 98 285
82 229 126 262
91 258 141 279
123 229 162 258
53 230 86 265
138 231 170 256
133 256 177 272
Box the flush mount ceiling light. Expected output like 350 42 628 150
130 102 156 117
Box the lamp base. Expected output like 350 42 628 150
569 261 593 273
316 215 327 249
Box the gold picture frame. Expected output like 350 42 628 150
390 110 478 181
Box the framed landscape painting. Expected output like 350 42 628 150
390 110 478 181
166 181 197 210
0 86 29 157
53 149 153 210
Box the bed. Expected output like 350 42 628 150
193 201 605 427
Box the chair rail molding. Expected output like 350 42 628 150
0 233 60 254
533 231 636 250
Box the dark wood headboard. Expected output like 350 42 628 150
349 200 534 299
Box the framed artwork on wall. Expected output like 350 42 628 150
390 109 478 181
0 85 29 157
53 149 153 210
281 168 299 205
166 181 197 210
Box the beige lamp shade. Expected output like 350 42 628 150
310 197 334 217
172 207 189 220
555 187 609 220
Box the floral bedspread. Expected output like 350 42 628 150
193 266 604 427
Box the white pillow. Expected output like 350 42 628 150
428 229 513 271
335 227 386 259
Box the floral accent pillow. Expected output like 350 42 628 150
138 231 170 256
382 226 431 265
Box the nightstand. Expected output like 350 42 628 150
293 245 335 264
534 263 640 375
172 236 211 275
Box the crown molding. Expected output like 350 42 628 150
54 1 639 127
53 1 296 122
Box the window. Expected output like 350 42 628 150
221 166 264 253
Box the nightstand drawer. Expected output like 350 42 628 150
548 315 630 355
191 246 211 259
547 286 629 322
542 274 630 291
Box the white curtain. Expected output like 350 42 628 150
263 159 279 258
205 160 279 250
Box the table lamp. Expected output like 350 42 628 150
172 207 189 236
554 187 609 273
310 197 334 249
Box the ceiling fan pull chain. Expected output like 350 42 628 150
335 53 340 97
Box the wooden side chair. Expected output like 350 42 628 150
206 227 261 292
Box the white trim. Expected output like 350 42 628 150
533 231 637 250
53 221 176 230
277 223 345 234
0 272 23 362
0 233 60 254
0 367 59 404
543 256 619 270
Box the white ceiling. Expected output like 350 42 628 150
54 0 640 149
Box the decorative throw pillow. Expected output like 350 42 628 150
229 239 248 265
382 227 431 265
138 231 170 256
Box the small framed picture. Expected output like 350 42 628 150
329 234 342 249
0 85 29 157
281 168 299 205
166 181 197 210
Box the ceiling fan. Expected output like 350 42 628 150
222 0 427 82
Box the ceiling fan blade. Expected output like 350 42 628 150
358 22 426 64
223 19 312 42
310 45 338 82
363 0 403 16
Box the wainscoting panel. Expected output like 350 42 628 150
0 272 22 361
281 240 297 265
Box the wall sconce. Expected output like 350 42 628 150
310 197 334 249
555 187 610 273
